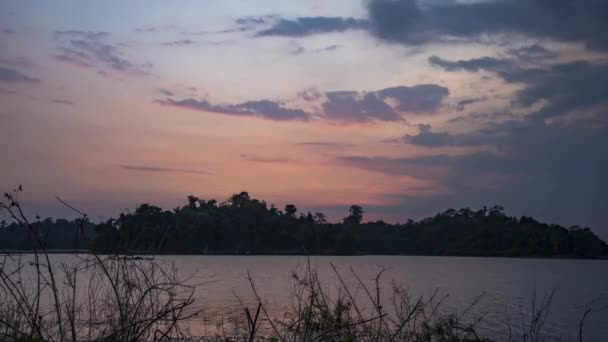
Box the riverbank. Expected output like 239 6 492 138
3 249 607 260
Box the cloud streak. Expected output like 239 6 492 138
54 30 149 75
290 44 339 55
55 30 110 40
157 98 312 121
241 154 292 163
255 16 368 37
120 165 210 175
295 141 353 148
162 39 195 46
395 124 457 148
51 99 74 105
0 87 17 95
0 66 40 83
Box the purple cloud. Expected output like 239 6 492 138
295 141 353 148
158 83 448 123
54 30 109 40
322 91 402 123
54 30 149 75
120 164 210 175
256 17 368 37
162 39 195 46
455 97 485 111
241 154 292 163
0 87 17 95
157 98 312 121
0 66 40 84
290 44 340 55
51 99 74 105
134 25 177 33
321 84 448 123
158 88 174 96
0 56 37 69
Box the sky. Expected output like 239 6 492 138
1 0 607 238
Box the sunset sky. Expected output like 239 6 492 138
1 0 607 237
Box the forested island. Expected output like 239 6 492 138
1 191 607 258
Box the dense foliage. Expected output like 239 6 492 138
1 191 606 258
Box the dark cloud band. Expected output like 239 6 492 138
367 0 608 50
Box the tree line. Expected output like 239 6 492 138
1 191 606 258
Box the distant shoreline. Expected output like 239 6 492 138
2 250 606 260
5 199 607 259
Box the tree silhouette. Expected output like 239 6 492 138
343 205 363 225
1 191 606 258
313 212 327 224
284 204 297 218
187 195 199 208
230 191 251 207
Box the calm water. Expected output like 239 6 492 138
7 255 608 340
157 255 608 341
